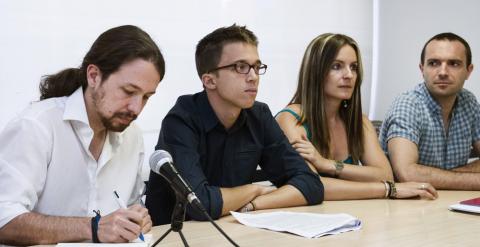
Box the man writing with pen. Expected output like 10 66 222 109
113 191 145 242
0 25 165 245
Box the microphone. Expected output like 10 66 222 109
149 150 239 247
149 150 206 213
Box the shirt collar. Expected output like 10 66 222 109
63 87 90 124
419 82 442 114
197 91 220 132
197 90 247 133
229 110 247 133
419 82 462 115
63 87 124 147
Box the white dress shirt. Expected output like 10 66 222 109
0 88 145 228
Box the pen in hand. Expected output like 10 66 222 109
113 190 145 242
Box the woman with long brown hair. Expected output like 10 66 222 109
277 33 437 200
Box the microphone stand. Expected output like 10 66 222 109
152 197 190 247
151 196 239 247
198 207 239 247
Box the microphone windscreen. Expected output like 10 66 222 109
149 149 173 173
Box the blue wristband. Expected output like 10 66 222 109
91 210 101 243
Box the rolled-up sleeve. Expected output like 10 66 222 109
258 105 324 205
0 118 50 228
383 96 422 145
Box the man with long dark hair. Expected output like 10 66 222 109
0 25 165 244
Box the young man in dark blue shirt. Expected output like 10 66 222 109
146 24 324 225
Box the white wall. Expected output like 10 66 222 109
0 0 373 178
371 0 480 120
3 0 479 179
2 0 480 177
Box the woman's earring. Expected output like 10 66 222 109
343 100 348 108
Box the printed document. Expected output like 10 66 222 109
231 211 361 238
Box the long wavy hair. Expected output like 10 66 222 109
290 33 364 164
39 25 165 100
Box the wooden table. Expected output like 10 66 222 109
150 191 480 247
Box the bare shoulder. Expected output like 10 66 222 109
361 115 375 132
287 104 302 114
275 104 305 141
275 104 301 122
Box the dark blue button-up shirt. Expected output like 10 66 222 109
146 91 324 225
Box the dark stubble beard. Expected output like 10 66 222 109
92 87 138 132
100 111 138 132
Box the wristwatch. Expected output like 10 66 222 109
334 160 344 178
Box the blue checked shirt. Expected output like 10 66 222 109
380 83 480 169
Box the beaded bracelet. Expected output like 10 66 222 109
386 181 397 199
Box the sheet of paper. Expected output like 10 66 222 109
57 233 152 247
231 211 361 238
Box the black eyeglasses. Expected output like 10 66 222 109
208 61 268 75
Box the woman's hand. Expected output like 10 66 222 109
394 182 438 200
291 139 331 173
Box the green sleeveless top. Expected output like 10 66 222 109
276 108 354 164
277 108 312 140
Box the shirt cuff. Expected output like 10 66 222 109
287 173 324 205
386 132 419 146
208 187 223 219
187 185 223 221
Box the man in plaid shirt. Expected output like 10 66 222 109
380 32 480 190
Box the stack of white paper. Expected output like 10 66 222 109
231 211 361 238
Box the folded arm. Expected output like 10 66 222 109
351 117 394 181
321 177 437 200
388 137 480 190
249 184 307 210
277 110 393 182
451 140 480 173
220 184 276 215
